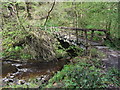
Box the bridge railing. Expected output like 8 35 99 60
50 26 109 55
50 26 108 45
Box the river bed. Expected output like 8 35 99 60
2 58 69 86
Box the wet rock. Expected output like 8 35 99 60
11 63 22 67
44 75 50 81
17 68 27 72
3 78 13 83
36 75 44 81
12 71 20 76
36 75 50 84
9 76 14 78
36 77 42 81
3 77 8 82
8 79 13 83
17 80 26 85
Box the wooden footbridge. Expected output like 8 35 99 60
50 26 109 49
49 26 119 70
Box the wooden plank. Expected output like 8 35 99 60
84 31 88 55
76 28 78 43
84 31 88 45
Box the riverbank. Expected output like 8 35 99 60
2 55 120 89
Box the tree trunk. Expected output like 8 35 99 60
44 1 55 26
25 2 32 19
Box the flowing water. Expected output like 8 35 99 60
2 58 68 85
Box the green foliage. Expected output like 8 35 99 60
86 25 95 29
56 49 68 59
104 38 120 50
45 57 120 88
55 41 68 58
90 48 98 57
3 45 32 59
106 68 120 86
2 2 119 59
66 45 84 56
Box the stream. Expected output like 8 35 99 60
2 58 69 86
2 37 77 87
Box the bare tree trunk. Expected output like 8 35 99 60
44 1 56 26
80 2 84 37
15 3 26 32
72 2 78 43
106 19 112 37
118 2 120 39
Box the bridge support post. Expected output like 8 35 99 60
69 31 71 40
91 30 94 41
76 29 78 44
84 31 88 55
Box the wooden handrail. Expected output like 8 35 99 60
51 27 108 32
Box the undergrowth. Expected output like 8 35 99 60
45 57 120 88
